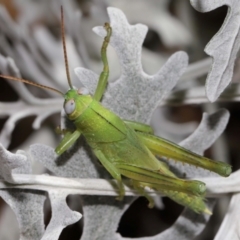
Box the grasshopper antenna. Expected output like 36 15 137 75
0 75 64 96
61 6 73 89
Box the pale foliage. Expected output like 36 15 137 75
0 1 239 239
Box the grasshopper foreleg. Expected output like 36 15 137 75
55 130 81 155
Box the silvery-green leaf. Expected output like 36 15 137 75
0 189 46 240
0 144 29 183
80 196 132 240
41 190 82 240
214 193 240 240
29 138 101 178
108 0 192 47
190 0 240 101
0 54 62 148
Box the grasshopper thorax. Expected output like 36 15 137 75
64 88 92 120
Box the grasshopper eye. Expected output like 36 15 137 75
78 87 89 95
64 99 75 114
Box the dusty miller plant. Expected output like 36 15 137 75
0 1 240 240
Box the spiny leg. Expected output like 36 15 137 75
93 149 125 200
93 23 112 102
125 120 230 177
115 163 206 197
137 132 232 177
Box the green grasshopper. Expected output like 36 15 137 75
0 7 231 214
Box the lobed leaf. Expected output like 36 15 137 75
0 4 233 240
190 0 240 101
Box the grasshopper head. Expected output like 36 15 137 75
64 87 92 120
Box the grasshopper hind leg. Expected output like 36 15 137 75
133 181 212 214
